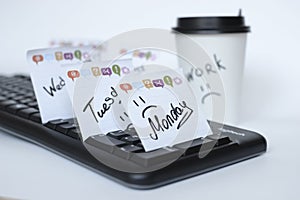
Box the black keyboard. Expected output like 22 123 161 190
0 75 267 189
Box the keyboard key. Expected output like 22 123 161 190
30 113 41 123
27 102 38 108
121 135 141 145
56 123 78 134
131 147 182 167
10 87 25 94
4 85 16 91
207 134 231 146
0 100 17 109
1 90 9 96
23 92 35 98
135 142 145 152
20 98 33 104
5 93 18 99
17 89 31 96
0 96 6 101
107 130 130 139
124 127 138 136
114 145 144 160
85 135 127 153
17 108 39 118
14 75 29 79
6 104 28 114
174 138 215 155
13 95 26 101
121 144 143 152
67 128 81 140
45 119 68 129
136 142 144 148
64 118 78 125
174 138 203 150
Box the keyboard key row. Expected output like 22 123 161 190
86 131 232 167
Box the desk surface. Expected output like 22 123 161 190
0 119 299 200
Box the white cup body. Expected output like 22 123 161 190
175 33 248 125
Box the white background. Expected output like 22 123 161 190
0 0 300 199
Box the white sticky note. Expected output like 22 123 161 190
115 65 211 152
71 59 138 140
27 46 94 123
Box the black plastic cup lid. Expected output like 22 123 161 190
173 11 250 34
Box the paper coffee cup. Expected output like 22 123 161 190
173 13 250 125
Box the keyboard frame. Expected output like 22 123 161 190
0 109 266 189
0 75 267 189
